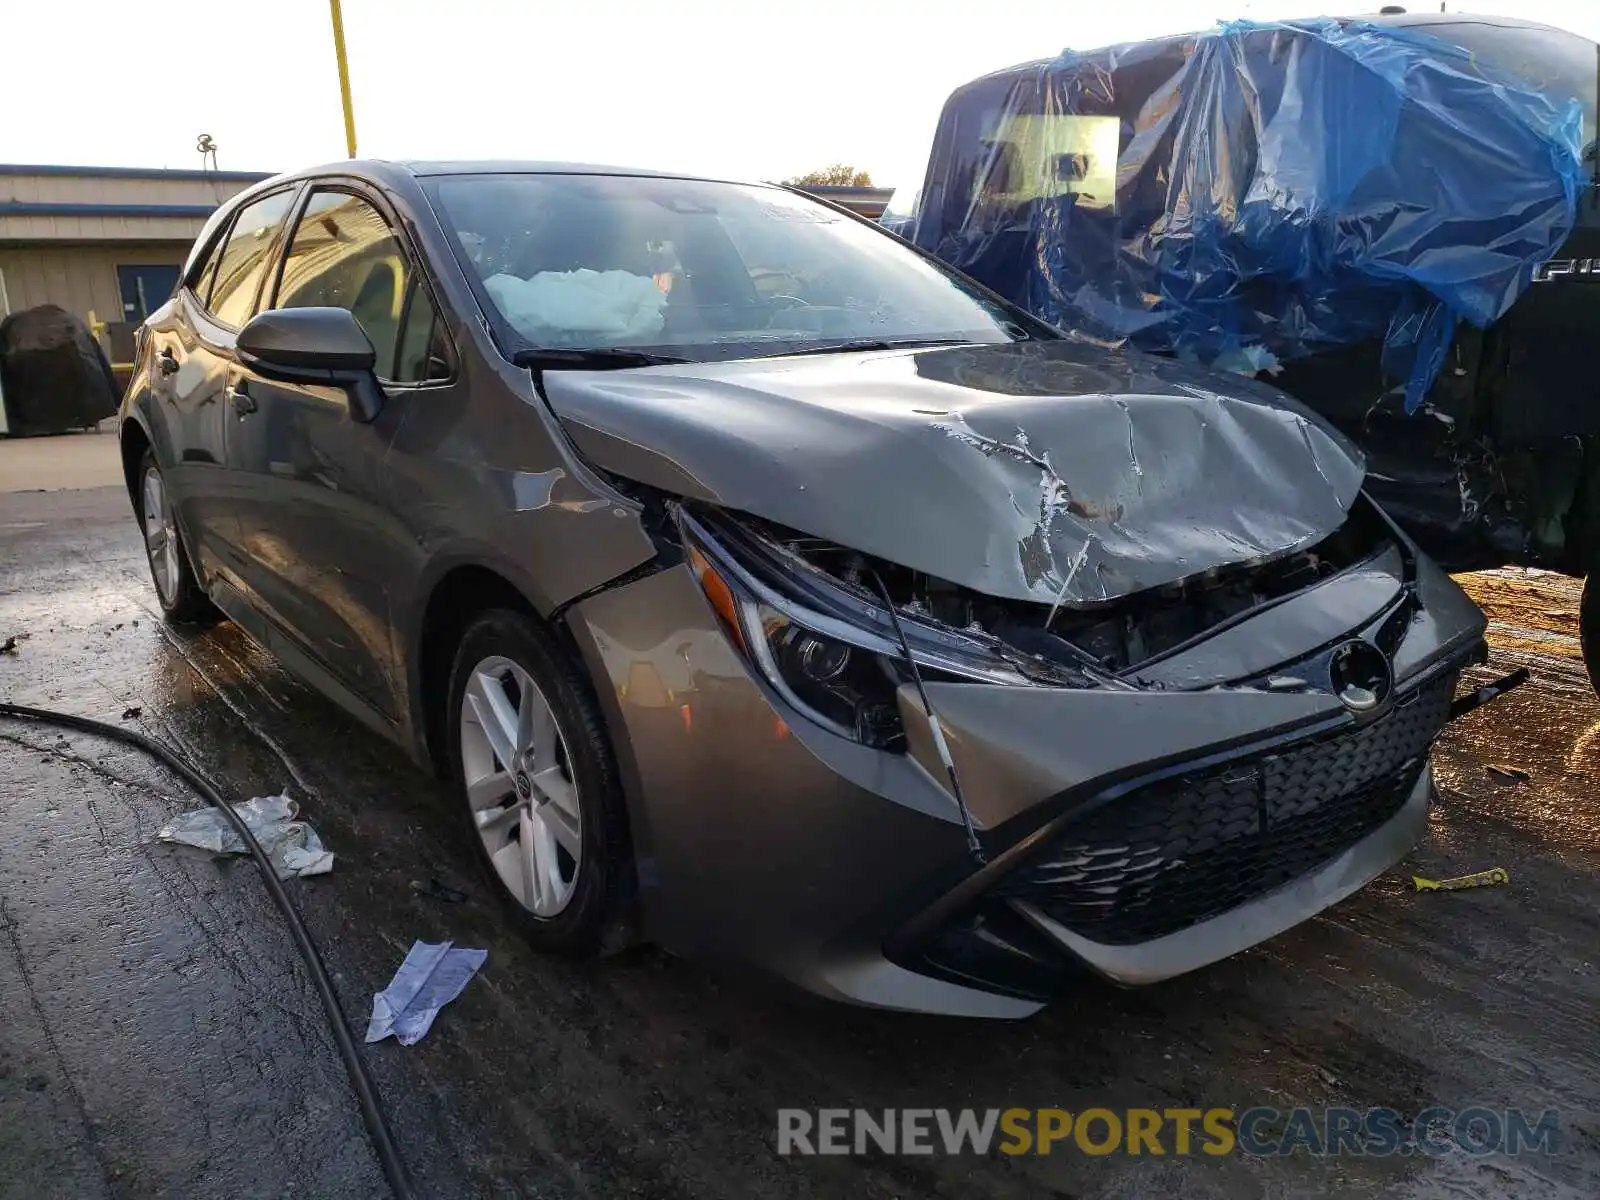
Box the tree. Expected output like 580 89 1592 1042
786 164 874 187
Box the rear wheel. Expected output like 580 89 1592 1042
445 609 632 953
136 451 215 623
1581 575 1600 698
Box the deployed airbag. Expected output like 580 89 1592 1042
912 19 1587 410
484 269 666 345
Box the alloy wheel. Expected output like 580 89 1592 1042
141 467 180 607
458 655 583 917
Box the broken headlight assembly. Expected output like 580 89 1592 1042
678 507 1064 748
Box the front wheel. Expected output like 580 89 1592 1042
1581 575 1600 698
445 609 633 954
136 451 215 623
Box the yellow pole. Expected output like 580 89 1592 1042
328 0 358 158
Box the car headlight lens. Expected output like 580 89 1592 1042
750 603 912 745
682 508 1038 747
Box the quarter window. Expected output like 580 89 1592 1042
187 232 227 303
394 279 448 383
275 190 430 381
207 190 296 328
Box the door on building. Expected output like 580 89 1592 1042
117 264 182 322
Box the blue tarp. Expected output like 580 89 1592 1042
911 19 1587 410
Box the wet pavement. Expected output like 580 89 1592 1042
1 485 1597 1199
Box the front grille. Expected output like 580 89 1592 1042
998 673 1457 945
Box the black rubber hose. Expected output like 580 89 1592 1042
0 701 418 1200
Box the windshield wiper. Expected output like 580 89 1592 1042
513 347 688 370
762 338 976 359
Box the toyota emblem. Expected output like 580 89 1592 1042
1329 640 1392 713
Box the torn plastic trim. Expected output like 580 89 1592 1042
1448 666 1531 720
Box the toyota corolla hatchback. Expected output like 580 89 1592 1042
121 161 1508 1017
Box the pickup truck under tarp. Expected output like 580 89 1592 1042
909 14 1599 589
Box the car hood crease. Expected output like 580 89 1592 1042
541 340 1367 606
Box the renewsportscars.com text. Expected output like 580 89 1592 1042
776 1106 1561 1158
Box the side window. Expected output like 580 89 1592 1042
207 190 296 328
186 229 228 305
393 279 448 383
275 190 417 381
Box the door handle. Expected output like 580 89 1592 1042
157 348 179 377
226 381 257 415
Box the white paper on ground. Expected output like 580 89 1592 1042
154 792 334 878
365 940 488 1046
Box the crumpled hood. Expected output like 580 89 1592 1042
541 340 1366 606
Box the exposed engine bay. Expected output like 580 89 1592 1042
708 495 1394 680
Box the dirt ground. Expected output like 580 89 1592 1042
1 483 1596 1199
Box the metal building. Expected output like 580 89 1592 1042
0 163 270 378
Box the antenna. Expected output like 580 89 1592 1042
196 134 219 172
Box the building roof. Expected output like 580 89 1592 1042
0 164 271 243
0 163 273 184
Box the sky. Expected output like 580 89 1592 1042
8 0 1598 190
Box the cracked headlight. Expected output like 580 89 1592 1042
680 507 1034 748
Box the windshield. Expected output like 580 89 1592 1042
427 173 1034 362
1399 19 1598 146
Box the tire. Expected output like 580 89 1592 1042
135 450 216 624
445 608 633 954
1581 575 1600 698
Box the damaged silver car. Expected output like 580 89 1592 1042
120 163 1521 1017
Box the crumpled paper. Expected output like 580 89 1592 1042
365 940 488 1046
155 793 334 879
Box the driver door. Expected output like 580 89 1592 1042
224 186 440 719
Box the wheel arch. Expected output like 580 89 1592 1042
1580 574 1600 699
119 415 153 509
412 563 540 776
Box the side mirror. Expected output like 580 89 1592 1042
237 307 385 423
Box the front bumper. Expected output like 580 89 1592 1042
564 552 1486 1018
889 667 1456 1002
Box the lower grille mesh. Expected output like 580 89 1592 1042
999 674 1456 945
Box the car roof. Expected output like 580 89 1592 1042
1369 12 1583 39
226 159 776 212
269 159 767 189
970 11 1592 83
195 158 789 277
398 160 755 184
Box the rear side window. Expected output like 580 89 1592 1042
208 191 296 328
187 231 227 303
274 190 426 381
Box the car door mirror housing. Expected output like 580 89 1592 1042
237 307 385 422
239 307 375 372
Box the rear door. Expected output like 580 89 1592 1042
143 187 299 594
224 184 450 718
